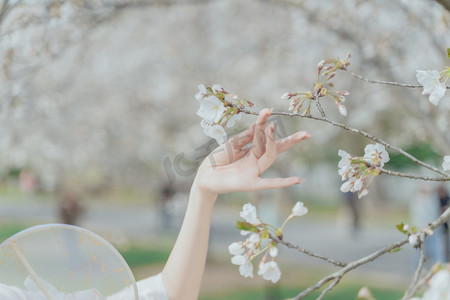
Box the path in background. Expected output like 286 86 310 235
0 200 417 288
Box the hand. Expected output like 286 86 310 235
194 108 311 196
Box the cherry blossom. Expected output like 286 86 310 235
239 261 254 278
411 269 450 300
291 201 308 217
408 234 418 246
337 143 389 198
228 242 245 256
258 261 281 283
195 84 208 101
203 124 227 145
240 203 262 226
337 103 347 116
269 246 278 258
338 149 353 179
196 95 226 123
363 143 389 167
416 70 447 105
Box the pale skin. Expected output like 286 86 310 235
161 108 311 300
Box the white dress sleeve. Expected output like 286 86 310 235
136 274 168 300
0 274 168 300
0 283 43 300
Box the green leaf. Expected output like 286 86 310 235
390 247 402 253
396 222 408 235
447 47 450 58
235 221 258 232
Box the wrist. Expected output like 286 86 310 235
191 176 218 205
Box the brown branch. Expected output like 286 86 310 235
344 68 450 89
270 234 347 268
379 168 450 182
291 207 450 299
402 241 426 300
239 108 450 178
291 237 409 299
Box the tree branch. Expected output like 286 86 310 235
379 168 450 182
291 237 409 299
270 234 347 268
401 241 426 300
290 207 450 299
238 108 450 178
343 68 450 89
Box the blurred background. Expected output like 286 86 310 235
0 0 450 299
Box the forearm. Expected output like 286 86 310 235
161 179 217 300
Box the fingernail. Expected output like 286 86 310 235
295 131 311 139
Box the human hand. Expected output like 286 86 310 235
194 108 311 197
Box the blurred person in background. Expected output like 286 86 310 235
410 184 446 266
59 189 83 226
159 182 175 231
344 191 360 236
437 184 450 261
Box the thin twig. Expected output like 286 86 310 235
379 168 450 182
344 68 450 89
290 207 450 299
402 241 426 300
270 234 347 267
317 276 342 300
409 268 434 297
314 93 327 118
239 108 450 178
290 237 409 299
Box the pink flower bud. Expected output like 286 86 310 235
318 60 325 71
338 91 350 96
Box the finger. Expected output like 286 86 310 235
208 125 255 166
257 122 276 174
252 177 305 190
229 124 255 150
276 131 311 154
252 108 272 159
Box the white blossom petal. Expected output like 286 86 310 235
416 70 447 105
239 261 254 278
240 203 262 225
291 201 308 217
258 261 281 283
203 125 227 145
228 242 244 256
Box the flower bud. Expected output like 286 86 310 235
338 91 350 96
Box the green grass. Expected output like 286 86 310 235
0 222 30 243
199 284 404 300
119 245 170 268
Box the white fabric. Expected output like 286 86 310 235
0 274 168 300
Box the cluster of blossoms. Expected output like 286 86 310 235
195 84 253 144
411 267 450 300
281 55 351 116
229 202 308 283
416 68 449 106
338 143 390 198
